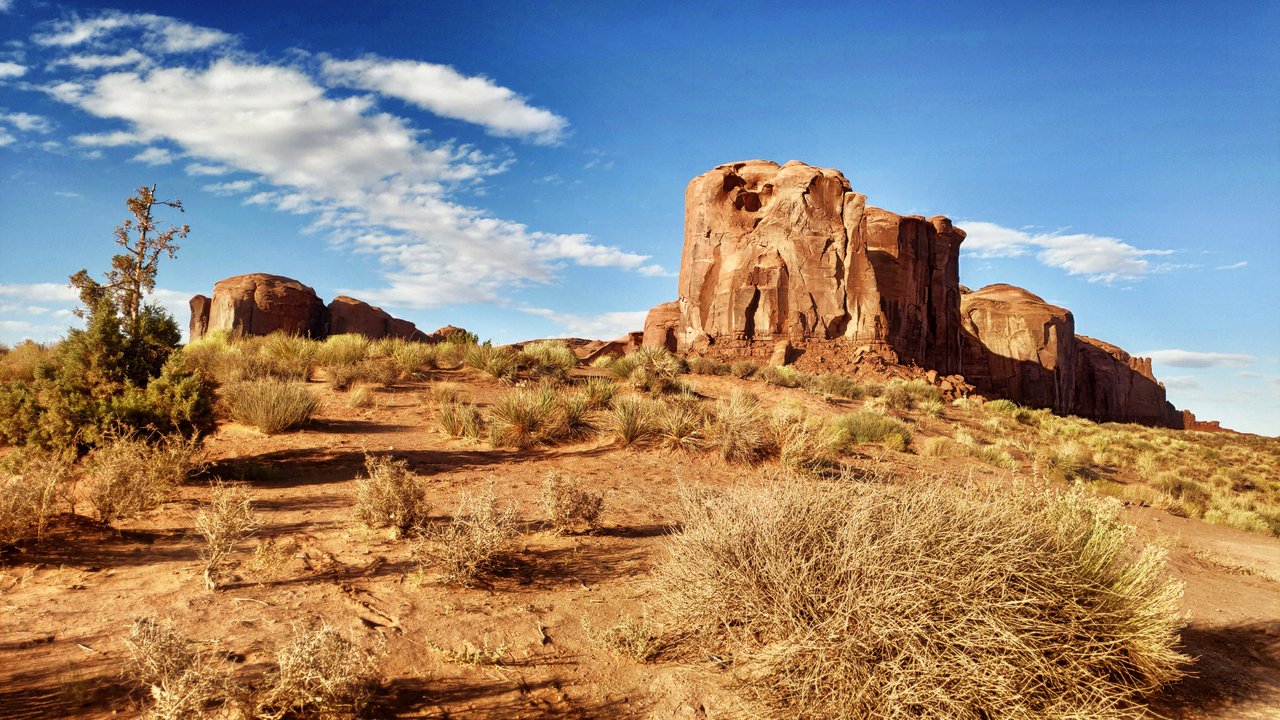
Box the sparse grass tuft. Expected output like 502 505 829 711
222 379 317 433
609 395 656 446
438 400 483 439
656 478 1188 720
540 470 605 534
729 360 759 379
709 391 772 463
429 637 509 666
831 411 911 452
0 449 73 546
354 454 429 534
597 614 663 663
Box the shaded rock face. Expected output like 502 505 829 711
189 274 430 342
961 284 1173 425
205 274 327 339
676 159 965 373
960 284 1077 411
642 301 680 352
328 296 427 341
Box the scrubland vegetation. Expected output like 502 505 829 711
3 314 1279 717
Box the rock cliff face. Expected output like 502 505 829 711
676 160 965 374
650 160 1213 429
960 284 1176 425
188 274 431 342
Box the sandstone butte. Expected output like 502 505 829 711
188 273 456 343
643 159 1222 431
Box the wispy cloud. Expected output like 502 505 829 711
519 307 648 340
323 56 569 144
0 111 53 133
1160 375 1201 391
49 48 151 71
33 11 232 54
130 146 174 165
960 221 1177 283
1145 349 1256 368
184 162 230 176
0 60 26 79
1215 260 1247 271
202 179 254 195
71 129 147 146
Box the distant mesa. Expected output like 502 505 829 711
640 159 1222 430
188 273 460 343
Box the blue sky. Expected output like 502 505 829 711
0 1 1276 434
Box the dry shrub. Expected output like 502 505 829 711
195 481 260 591
357 357 402 388
438 399 483 439
686 356 729 375
771 405 839 473
540 470 605 534
428 382 465 405
325 363 364 391
920 436 957 457
596 614 663 663
429 637 509 666
429 482 517 585
346 386 374 409
728 360 758 379
978 445 1018 470
803 373 864 400
86 435 199 525
222 379 316 434
984 398 1020 415
0 449 73 545
246 537 302 582
758 365 804 388
609 395 656 445
256 624 380 720
354 454 429 534
656 478 1187 720
1041 441 1094 481
391 341 438 376
831 411 911 452
124 618 232 720
0 340 54 382
709 391 773 463
259 333 317 381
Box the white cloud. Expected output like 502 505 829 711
0 1 14 13
0 282 78 303
53 190 81 198
33 11 231 54
0 61 26 79
1215 260 1247 271
0 129 14 146
203 179 254 195
46 56 655 308
1146 349 1256 368
0 283 196 344
519 307 648 340
0 111 53 133
71 129 147 146
960 221 1176 283
185 162 230 176
323 56 568 144
50 48 151 71
130 146 174 164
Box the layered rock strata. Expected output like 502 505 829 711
676 159 965 374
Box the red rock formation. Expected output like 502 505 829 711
960 284 1077 411
189 274 437 342
203 273 327 339
328 295 427 341
1072 336 1169 426
676 160 964 373
189 294 211 340
642 301 680 352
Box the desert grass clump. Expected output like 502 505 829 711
256 625 380 720
195 480 261 591
324 363 364 391
316 333 371 367
983 398 1020 415
609 394 657 446
1041 441 1094 482
656 478 1188 720
0 449 73 545
577 376 618 409
519 340 579 380
759 365 804 388
553 392 597 440
487 385 559 448
357 357 403 388
438 400 483 440
346 385 374 409
463 343 519 382
686 356 729 375
354 454 429 534
654 399 707 451
597 614 663 663
540 470 605 534
86 434 199 525
920 436 957 457
803 373 864 400
124 618 232 720
771 405 839 474
222 379 317 434
609 348 687 395
429 482 517 585
259 332 317 381
709 390 773 463
831 411 911 452
918 398 945 418
729 359 759 379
